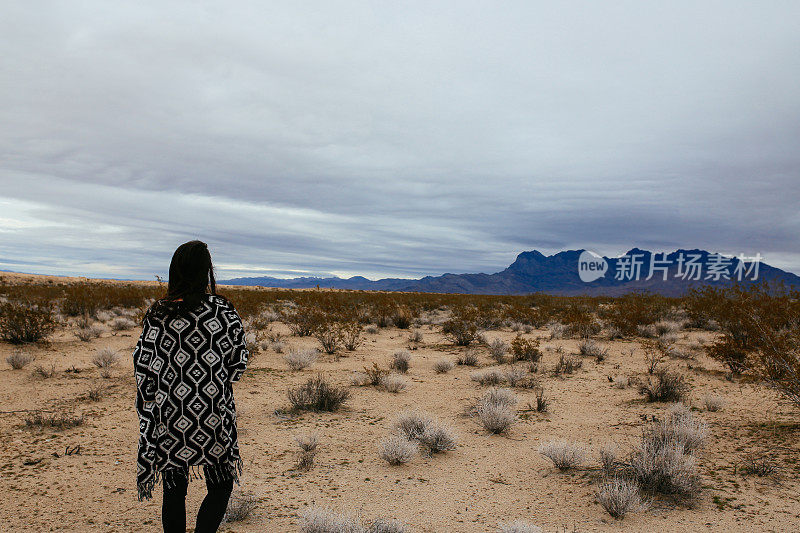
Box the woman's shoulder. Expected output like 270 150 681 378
205 293 235 310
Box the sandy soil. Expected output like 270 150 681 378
1 281 799 532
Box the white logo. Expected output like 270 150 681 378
578 250 608 282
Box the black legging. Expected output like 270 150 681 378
162 468 233 533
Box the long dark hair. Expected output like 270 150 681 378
146 240 218 320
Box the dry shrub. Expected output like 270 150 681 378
296 433 319 471
612 375 629 389
390 350 411 373
314 321 343 355
341 321 363 351
25 410 84 430
223 490 257 522
92 348 118 369
476 388 517 434
597 477 646 519
600 444 618 476
391 307 413 329
380 374 407 393
32 364 57 379
408 329 423 344
271 340 286 353
547 322 567 340
365 324 379 335
471 368 505 386
627 406 706 497
534 387 549 412
488 338 508 363
703 394 726 412
87 383 105 402
539 440 586 470
456 350 479 366
442 309 479 346
740 454 778 477
600 293 668 337
300 507 365 533
378 435 418 465
639 369 690 403
288 375 350 412
108 317 136 331
552 353 582 375
433 359 454 374
75 324 103 342
392 410 457 454
368 518 408 533
6 349 34 369
0 300 56 344
363 363 388 386
283 306 326 337
510 335 541 363
284 348 318 371
579 338 608 361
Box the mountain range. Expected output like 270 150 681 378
220 248 800 296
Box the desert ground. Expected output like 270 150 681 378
1 273 799 532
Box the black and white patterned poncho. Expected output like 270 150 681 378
133 294 248 500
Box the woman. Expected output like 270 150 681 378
133 240 248 533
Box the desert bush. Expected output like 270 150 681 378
552 353 582 375
223 490 257 522
612 375 629 389
703 394 726 412
284 306 327 337
32 364 56 379
92 348 118 369
407 329 424 344
637 324 657 338
596 477 645 519
378 435 418 465
365 324 379 335
341 321 363 351
503 366 530 388
87 383 105 402
418 423 458 454
442 309 479 346
547 322 567 340
740 455 778 477
95 310 113 322
284 348 318 371
362 363 388 386
475 388 517 434
0 300 56 344
393 410 434 441
368 518 408 533
108 317 136 331
75 324 103 342
380 374 407 393
488 338 508 363
300 507 365 533
498 522 542 533
510 335 541 363
296 433 319 471
456 350 479 366
579 339 608 361
271 340 286 353
314 321 343 355
534 387 549 412
471 368 505 386
390 350 411 373
600 293 668 337
629 438 700 496
25 410 84 430
606 326 624 340
647 403 708 454
433 359 454 374
539 440 586 470
6 349 33 369
288 375 350 412
600 444 618 476
639 369 690 402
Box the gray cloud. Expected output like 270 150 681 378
1 1 799 280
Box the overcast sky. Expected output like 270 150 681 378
1 1 799 281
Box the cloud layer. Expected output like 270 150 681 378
1 1 799 279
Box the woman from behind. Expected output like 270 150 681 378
133 240 248 533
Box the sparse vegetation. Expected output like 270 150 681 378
380 374 407 393
223 490 257 523
639 369 690 402
288 375 350 412
596 477 646 519
488 338 509 363
456 350 479 366
378 435 418 465
284 348 318 371
6 349 34 369
433 359 454 374
25 410 84 430
296 433 319 471
0 300 56 344
92 347 118 369
390 350 411 373
539 440 586 471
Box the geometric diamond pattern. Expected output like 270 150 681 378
133 293 249 501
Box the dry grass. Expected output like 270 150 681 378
296 433 319 471
389 350 411 373
288 375 350 412
639 369 690 402
92 348 118 369
596 477 646 519
456 350 479 366
538 440 586 471
498 521 543 533
380 374 407 393
378 436 418 465
432 359 454 374
223 490 257 523
6 349 34 369
284 348 318 371
25 410 84 430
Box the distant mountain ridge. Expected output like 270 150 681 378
220 249 800 296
